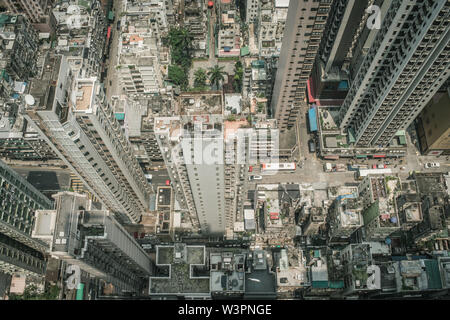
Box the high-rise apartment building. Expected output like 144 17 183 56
257 0 289 58
0 159 51 276
1 0 56 32
0 14 38 81
416 86 450 155
271 0 333 132
1 0 50 22
25 56 151 224
246 0 260 23
310 0 368 105
339 0 450 147
154 92 247 237
52 0 107 78
33 192 154 295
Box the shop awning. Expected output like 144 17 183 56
307 77 316 103
324 155 339 160
373 154 386 158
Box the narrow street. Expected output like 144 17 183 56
105 0 123 102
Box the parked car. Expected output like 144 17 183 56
425 162 440 169
249 175 262 181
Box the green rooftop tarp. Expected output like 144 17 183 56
425 260 442 289
362 201 379 225
329 281 344 289
0 15 10 26
108 11 114 20
311 281 328 289
311 281 344 289
115 113 125 121
348 128 356 144
398 135 407 145
76 283 84 300
251 60 265 68
240 46 250 56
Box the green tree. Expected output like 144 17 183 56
208 65 227 89
168 65 188 90
9 284 60 300
233 61 244 93
168 27 193 71
194 68 207 88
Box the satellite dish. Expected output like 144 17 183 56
24 94 35 106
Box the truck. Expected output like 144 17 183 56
261 162 296 172
308 140 316 153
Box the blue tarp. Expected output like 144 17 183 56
309 107 318 132
336 193 356 202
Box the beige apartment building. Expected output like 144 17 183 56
270 0 332 132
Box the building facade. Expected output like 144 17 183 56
0 159 51 276
339 0 450 147
33 192 154 295
0 14 38 81
1 0 55 32
270 0 332 132
25 56 151 225
416 87 450 155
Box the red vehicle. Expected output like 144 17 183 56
165 179 171 186
372 164 377 169
384 164 388 168
248 166 253 172
208 1 214 9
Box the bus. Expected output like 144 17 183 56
355 168 392 180
261 163 296 172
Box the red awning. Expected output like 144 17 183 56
107 26 111 40
324 155 339 160
373 154 386 158
307 77 316 103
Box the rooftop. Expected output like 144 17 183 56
414 172 447 195
150 244 210 295
210 252 245 293
72 80 94 111
178 92 223 115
